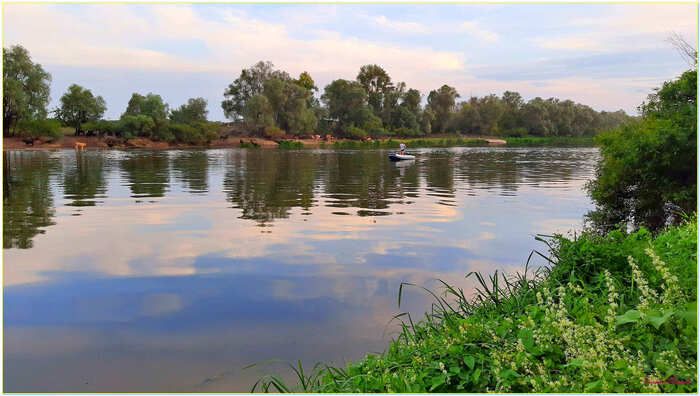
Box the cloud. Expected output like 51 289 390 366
460 22 499 42
372 15 429 35
3 4 463 77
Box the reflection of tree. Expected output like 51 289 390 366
171 151 209 194
224 150 316 225
423 151 456 197
62 153 107 207
3 152 56 249
455 150 518 196
120 151 170 198
323 151 398 210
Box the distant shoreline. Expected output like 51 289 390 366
2 135 597 151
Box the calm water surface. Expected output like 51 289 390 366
4 147 598 392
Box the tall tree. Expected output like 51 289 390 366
222 61 290 120
3 45 51 136
356 64 393 117
55 84 107 134
427 85 459 133
322 79 374 131
122 93 168 139
170 97 208 124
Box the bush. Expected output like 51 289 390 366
167 123 200 145
345 125 367 139
264 125 285 139
16 119 62 141
586 69 696 233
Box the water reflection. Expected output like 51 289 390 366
3 152 57 248
3 147 598 392
120 151 170 199
61 152 108 207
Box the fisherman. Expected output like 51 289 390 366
399 143 406 155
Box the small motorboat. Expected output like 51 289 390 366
389 152 415 161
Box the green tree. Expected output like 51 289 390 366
452 101 481 135
122 93 169 140
356 64 393 118
222 61 290 120
170 97 208 124
3 45 52 136
243 94 275 131
295 71 318 92
586 69 697 232
322 79 375 133
55 84 107 135
427 85 459 134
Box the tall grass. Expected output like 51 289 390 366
249 217 697 393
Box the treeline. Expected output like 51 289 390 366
3 45 221 145
223 61 633 139
4 44 632 144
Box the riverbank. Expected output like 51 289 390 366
3 135 601 151
255 218 697 393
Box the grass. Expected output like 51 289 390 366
277 141 305 149
239 142 260 149
250 216 698 393
504 136 596 147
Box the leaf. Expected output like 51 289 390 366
473 369 481 383
463 356 475 370
585 379 603 392
518 329 535 351
499 369 521 380
646 310 674 329
615 309 641 325
676 301 697 326
566 359 585 368
429 375 446 391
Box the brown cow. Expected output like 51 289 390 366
74 142 87 151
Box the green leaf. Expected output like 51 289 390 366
429 375 446 391
518 328 535 351
585 379 603 392
615 309 641 325
499 369 521 380
676 301 697 326
566 358 585 368
463 356 475 370
473 369 481 383
646 310 674 329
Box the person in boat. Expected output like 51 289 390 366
399 143 406 155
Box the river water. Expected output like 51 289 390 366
3 147 598 392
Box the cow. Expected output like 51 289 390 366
74 142 87 151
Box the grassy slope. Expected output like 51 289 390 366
256 218 697 393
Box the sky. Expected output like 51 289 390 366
3 3 697 121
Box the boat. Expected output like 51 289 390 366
389 153 415 161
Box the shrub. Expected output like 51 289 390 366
264 125 285 139
16 119 62 141
345 125 367 139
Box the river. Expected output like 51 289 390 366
3 147 598 392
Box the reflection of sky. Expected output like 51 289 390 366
4 147 598 392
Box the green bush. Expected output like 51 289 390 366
345 125 367 139
586 69 696 233
16 119 62 141
264 125 285 139
278 141 304 149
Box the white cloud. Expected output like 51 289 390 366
537 4 697 52
3 4 464 79
460 22 499 42
372 15 429 35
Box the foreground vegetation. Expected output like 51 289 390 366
253 218 697 393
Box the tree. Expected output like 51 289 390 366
55 84 106 134
295 71 318 92
122 93 169 140
3 45 51 136
170 97 208 124
452 102 481 135
356 64 393 117
427 85 459 133
222 61 290 120
586 69 696 233
243 94 275 131
322 79 374 132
